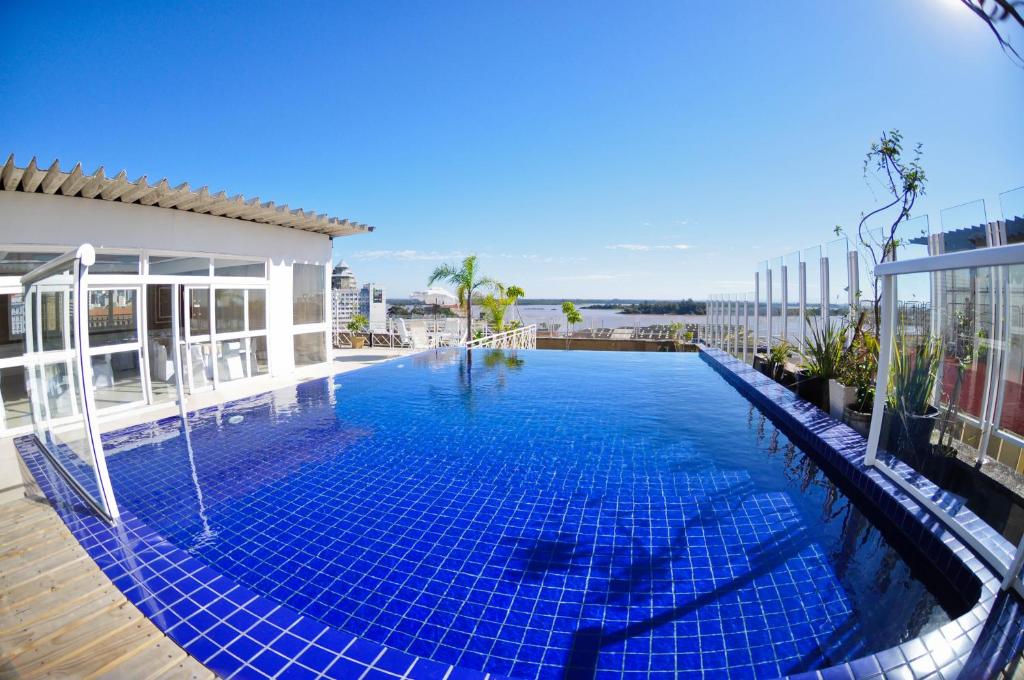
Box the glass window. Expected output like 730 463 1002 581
88 289 138 347
215 289 245 334
294 331 326 366
189 288 210 336
0 251 62 277
92 254 140 275
250 336 269 376
39 290 72 352
149 256 210 276
216 339 248 383
0 365 30 429
248 290 266 331
293 264 325 325
0 294 26 361
91 350 144 409
214 258 265 278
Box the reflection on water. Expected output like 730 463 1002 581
103 350 960 679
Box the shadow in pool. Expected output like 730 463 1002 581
562 521 813 679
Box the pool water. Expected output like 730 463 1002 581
105 350 958 679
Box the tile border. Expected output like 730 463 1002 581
700 347 1024 679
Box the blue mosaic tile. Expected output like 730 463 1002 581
15 348 1024 679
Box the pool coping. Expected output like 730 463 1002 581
700 347 1024 679
12 349 1024 680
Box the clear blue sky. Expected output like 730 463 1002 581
2 1 1021 299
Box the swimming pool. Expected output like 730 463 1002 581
103 349 964 678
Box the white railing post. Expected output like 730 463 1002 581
781 265 788 343
743 295 750 363
848 250 859 323
754 272 760 355
821 255 830 328
865 273 896 467
798 260 807 348
766 268 773 349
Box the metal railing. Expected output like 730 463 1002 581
22 244 121 521
465 324 537 350
867 242 1024 597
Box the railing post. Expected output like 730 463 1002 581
753 272 760 355
848 250 859 323
780 265 788 343
865 273 896 466
798 260 807 348
766 268 773 349
743 295 750 363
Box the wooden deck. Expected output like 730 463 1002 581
0 496 214 679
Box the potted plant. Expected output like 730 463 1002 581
797 319 846 411
883 334 941 465
348 314 368 349
767 341 793 383
842 331 878 438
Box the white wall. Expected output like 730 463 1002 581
0 191 341 503
0 191 335 378
0 191 330 262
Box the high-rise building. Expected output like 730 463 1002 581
359 283 387 331
331 261 360 329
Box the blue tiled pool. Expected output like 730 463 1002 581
102 349 966 678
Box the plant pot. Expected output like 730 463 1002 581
770 361 785 382
843 404 872 438
828 380 856 421
882 406 940 466
795 372 829 411
753 355 770 376
351 336 366 349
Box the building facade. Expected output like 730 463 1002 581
359 282 387 331
331 261 359 328
0 156 372 437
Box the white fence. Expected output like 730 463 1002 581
464 324 537 350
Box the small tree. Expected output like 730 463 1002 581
478 283 525 332
836 129 927 332
428 255 496 344
561 301 582 349
347 313 368 333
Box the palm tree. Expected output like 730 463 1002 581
428 255 496 344
561 301 583 349
479 282 526 332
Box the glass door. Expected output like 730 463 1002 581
86 286 146 411
182 286 214 393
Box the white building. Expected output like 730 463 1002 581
0 155 373 438
331 261 359 328
359 282 387 331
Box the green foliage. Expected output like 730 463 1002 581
668 322 684 340
427 255 497 343
477 282 525 331
347 314 369 333
800 319 847 379
887 334 941 416
768 340 793 365
562 301 583 327
840 329 879 412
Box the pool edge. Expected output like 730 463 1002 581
699 347 1023 679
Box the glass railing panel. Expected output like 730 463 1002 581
1001 186 1024 245
990 264 1024 470
825 237 850 321
803 245 822 329
785 251 801 343
24 260 116 518
770 256 783 345
882 265 1016 538
940 199 989 253
756 260 769 351
896 215 931 261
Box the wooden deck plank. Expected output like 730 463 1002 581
0 498 214 679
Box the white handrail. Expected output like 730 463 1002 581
465 324 537 350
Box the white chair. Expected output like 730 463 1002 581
92 355 114 388
190 345 212 388
149 340 175 382
218 341 245 381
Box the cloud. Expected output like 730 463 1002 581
546 273 634 281
351 250 466 261
605 243 692 251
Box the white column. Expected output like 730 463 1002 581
866 273 896 466
780 265 788 343
798 260 807 348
